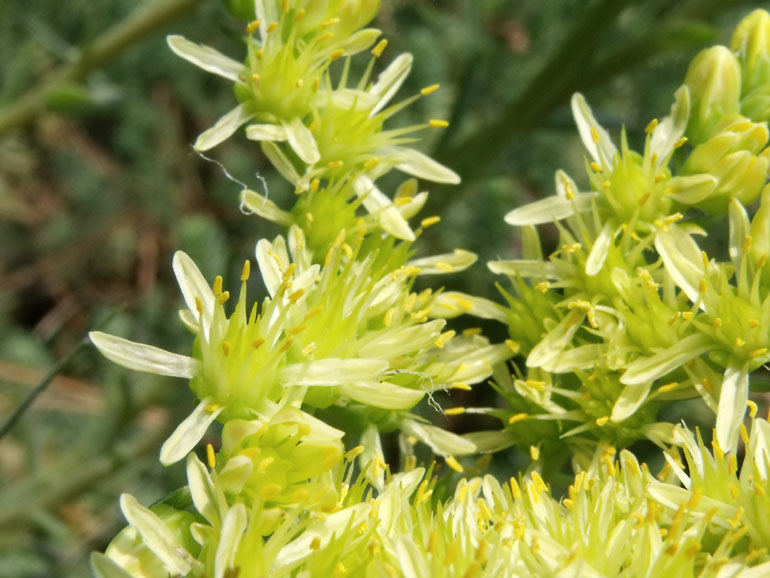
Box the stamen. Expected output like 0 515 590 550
241 260 251 281
206 444 216 469
421 216 441 228
246 20 261 34
445 455 464 473
371 39 388 57
266 22 278 34
530 445 540 460
747 400 758 418
429 119 449 128
590 127 600 144
330 49 345 61
420 83 440 95
505 339 520 354
212 275 223 295
434 330 455 349
328 160 344 169
645 118 658 134
364 157 379 170
445 407 465 416
217 291 230 305
252 338 265 350
589 161 602 172
508 413 527 425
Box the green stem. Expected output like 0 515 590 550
0 0 202 135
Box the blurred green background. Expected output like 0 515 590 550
1 0 768 575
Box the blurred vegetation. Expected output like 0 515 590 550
1 0 768 575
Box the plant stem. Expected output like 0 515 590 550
0 0 202 136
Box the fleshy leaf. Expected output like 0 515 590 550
160 397 224 466
194 104 252 151
167 35 244 82
90 331 198 379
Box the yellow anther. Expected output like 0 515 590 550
421 83 440 95
713 317 722 328
505 339 520 354
463 327 482 337
535 281 550 293
602 180 611 188
266 22 278 33
371 39 388 57
589 161 602 172
330 49 345 61
195 297 204 314
282 262 296 281
681 311 693 320
509 477 522 500
645 118 658 134
304 212 314 224
429 119 449 128
342 243 353 259
747 400 758 418
251 73 262 85
596 416 610 426
526 380 546 390
654 173 666 183
508 413 527 425
686 488 703 510
295 8 306 20
217 291 230 305
240 260 251 282
221 340 231 356
246 20 261 34
206 444 216 469
328 160 344 169
452 382 471 391
729 484 740 500
529 445 540 460
288 323 307 335
445 407 465 416
712 438 725 460
363 157 379 170
257 49 263 60
658 382 678 393
321 16 340 28
699 279 707 293
252 337 265 350
421 216 441 228
310 537 321 550
296 78 304 88
675 136 688 148
740 424 750 446
279 337 294 352
749 318 760 328
344 445 365 461
434 330 456 349
736 337 746 347
750 347 767 358
301 342 316 357
317 32 334 43
590 127 600 143
288 289 304 304
445 455 464 473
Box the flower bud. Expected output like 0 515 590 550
731 10 770 122
680 116 770 213
221 0 255 20
684 46 742 145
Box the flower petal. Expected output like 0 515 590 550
331 28 382 57
379 145 461 184
571 93 618 164
655 227 707 306
167 35 244 83
504 192 597 226
255 237 286 298
716 363 749 452
728 197 750 272
620 333 713 386
160 397 224 466
338 380 424 409
240 189 292 226
359 319 445 358
408 249 477 275
245 123 288 141
261 141 300 185
397 191 429 219
402 419 476 456
429 292 508 322
370 53 413 116
194 104 252 151
585 222 614 276
214 503 247 578
282 117 320 164
90 553 134 578
119 493 196 576
279 358 389 386
353 175 415 240
611 381 653 422
665 174 718 204
488 259 561 279
650 85 690 164
90 331 198 379
173 251 215 335
527 309 584 369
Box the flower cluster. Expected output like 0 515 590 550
480 9 770 462
91 4 770 577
